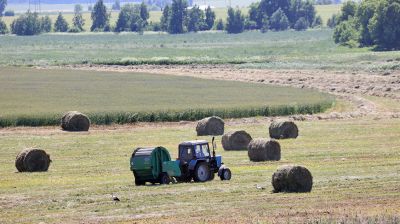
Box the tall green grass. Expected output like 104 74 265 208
0 102 333 127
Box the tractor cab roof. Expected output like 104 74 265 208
179 140 209 146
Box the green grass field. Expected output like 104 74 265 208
1 4 340 31
0 67 333 127
1 30 400 71
0 116 399 223
1 4 399 223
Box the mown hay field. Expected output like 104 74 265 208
0 116 399 223
0 67 333 127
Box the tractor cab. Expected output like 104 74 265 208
175 138 229 182
178 140 211 162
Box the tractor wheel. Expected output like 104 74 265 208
194 162 210 182
160 173 171 185
220 168 232 181
135 179 145 186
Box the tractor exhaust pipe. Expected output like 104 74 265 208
212 136 216 157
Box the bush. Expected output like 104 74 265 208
270 8 289 31
261 16 269 33
187 5 206 32
91 0 109 31
338 0 357 23
54 13 69 32
40 16 52 33
0 0 5 16
244 17 258 30
4 10 15 17
312 15 323 27
167 0 188 34
226 7 244 34
115 4 144 32
248 0 316 30
73 4 85 32
368 0 400 49
215 19 224 30
333 18 359 47
150 21 161 31
205 6 215 30
327 13 338 28
11 11 42 36
333 0 400 50
0 19 8 34
68 26 82 33
294 17 309 30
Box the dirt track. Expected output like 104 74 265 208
56 64 400 121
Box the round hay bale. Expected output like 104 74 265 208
196 116 224 136
248 139 281 161
15 148 51 172
269 120 298 139
272 165 313 193
61 111 90 131
221 130 252 151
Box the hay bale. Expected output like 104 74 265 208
196 116 224 136
269 120 298 139
61 111 90 131
221 130 252 151
248 139 281 161
272 165 313 193
15 148 51 172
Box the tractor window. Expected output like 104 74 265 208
201 144 210 157
195 145 201 157
179 146 193 161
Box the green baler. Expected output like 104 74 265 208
130 147 181 185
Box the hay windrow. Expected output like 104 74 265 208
272 165 313 193
61 111 90 131
221 130 252 151
248 139 281 161
269 120 298 139
196 116 224 136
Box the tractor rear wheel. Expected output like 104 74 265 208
194 162 210 182
220 168 232 181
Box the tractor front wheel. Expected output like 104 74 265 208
220 168 232 181
194 162 210 182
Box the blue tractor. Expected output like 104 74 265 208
130 137 232 185
176 138 232 182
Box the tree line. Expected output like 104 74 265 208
159 0 321 34
0 0 321 36
331 0 400 50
